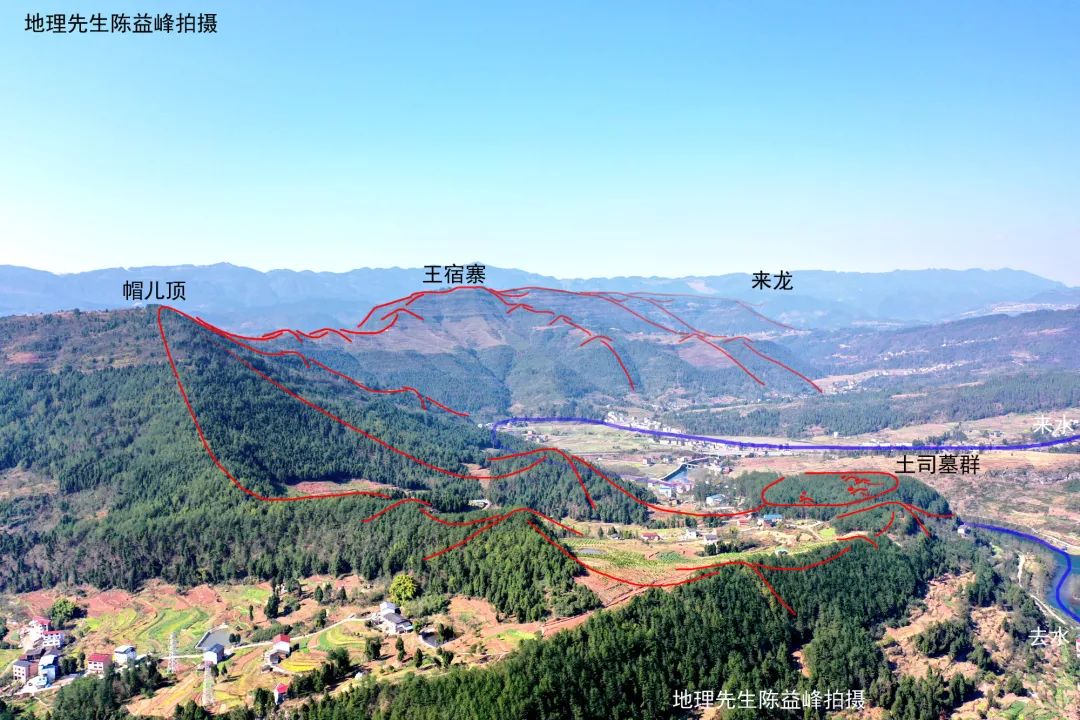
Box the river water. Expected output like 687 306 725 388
1047 551 1080 622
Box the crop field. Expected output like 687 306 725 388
82 606 209 654
493 628 539 649
314 621 375 652
279 652 324 673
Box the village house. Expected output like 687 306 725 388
87 653 111 676
681 528 698 541
374 601 413 635
760 513 783 527
263 633 292 665
12 660 34 684
41 629 67 649
702 531 719 544
113 645 136 666
639 531 660 542
23 647 46 663
705 494 728 507
274 683 289 705
28 616 51 635
203 643 225 665
38 654 59 682
651 484 675 500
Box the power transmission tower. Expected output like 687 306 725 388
167 631 178 674
202 662 214 709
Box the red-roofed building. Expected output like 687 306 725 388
274 683 289 704
639 532 660 542
29 616 51 633
87 653 111 676
272 634 291 656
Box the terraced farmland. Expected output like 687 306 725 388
83 606 209 654
314 620 375 652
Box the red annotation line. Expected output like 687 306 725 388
203 284 821 396
157 300 947 616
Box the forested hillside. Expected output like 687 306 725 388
0 308 651 617
171 537 1011 720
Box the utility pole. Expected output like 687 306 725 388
167 631 178 674
202 662 214 709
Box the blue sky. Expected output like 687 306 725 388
2 1 1078 282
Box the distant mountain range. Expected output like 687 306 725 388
1 264 1076 330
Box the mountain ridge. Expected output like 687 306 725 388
0 263 1074 330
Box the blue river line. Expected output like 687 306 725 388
490 416 1080 453
967 523 1080 624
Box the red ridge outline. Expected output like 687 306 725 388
156 288 948 616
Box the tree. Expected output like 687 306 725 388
414 648 424 668
246 604 254 623
364 637 381 662
395 637 405 662
251 687 273 717
389 573 418 604
264 592 280 619
49 597 78 626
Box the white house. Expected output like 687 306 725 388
202 643 225 665
273 633 291 656
28 616 51 635
375 601 413 635
12 660 33 684
113 645 136 666
38 655 58 683
41 630 67 649
380 612 413 635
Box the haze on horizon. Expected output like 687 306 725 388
2 1 1078 283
